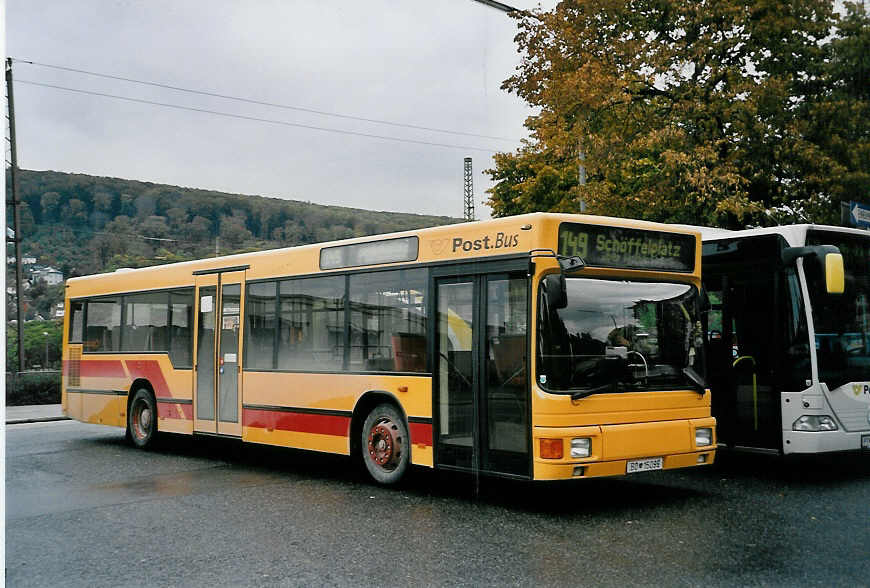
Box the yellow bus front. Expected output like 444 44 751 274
528 217 715 480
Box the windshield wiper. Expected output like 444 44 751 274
571 382 618 401
682 366 708 396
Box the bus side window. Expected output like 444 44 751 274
85 298 122 352
349 268 428 373
69 300 84 343
169 289 194 368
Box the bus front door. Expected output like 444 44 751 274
706 269 781 450
433 269 530 478
193 270 245 437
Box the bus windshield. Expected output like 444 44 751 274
538 278 704 394
805 230 870 390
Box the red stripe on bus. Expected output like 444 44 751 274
80 359 126 378
157 402 194 420
157 402 174 419
243 408 350 437
125 359 170 397
409 422 433 447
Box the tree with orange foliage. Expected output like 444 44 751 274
487 1 869 227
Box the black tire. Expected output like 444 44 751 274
127 388 157 449
360 403 410 485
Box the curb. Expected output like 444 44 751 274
6 416 71 425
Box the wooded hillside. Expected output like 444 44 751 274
10 169 460 277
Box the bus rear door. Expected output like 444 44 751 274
193 268 246 437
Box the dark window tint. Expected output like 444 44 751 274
278 276 345 370
806 231 870 389
349 269 428 372
69 300 84 343
246 281 278 369
169 290 194 367
123 292 169 352
85 298 122 352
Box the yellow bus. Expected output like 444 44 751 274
62 212 716 484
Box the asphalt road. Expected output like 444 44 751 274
6 420 870 587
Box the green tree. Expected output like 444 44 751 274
487 0 864 227
6 319 63 370
40 191 61 222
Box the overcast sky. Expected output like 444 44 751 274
7 1 557 220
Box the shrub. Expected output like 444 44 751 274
6 371 61 406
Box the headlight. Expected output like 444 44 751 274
695 427 713 447
571 437 591 458
792 415 838 431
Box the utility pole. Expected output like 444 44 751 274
578 139 587 213
463 157 475 221
6 57 26 373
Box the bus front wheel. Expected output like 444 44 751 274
127 388 157 449
361 403 409 485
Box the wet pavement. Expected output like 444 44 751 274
6 420 870 587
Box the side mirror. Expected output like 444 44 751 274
823 251 845 294
782 245 844 295
544 274 567 310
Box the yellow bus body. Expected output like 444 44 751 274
62 212 715 481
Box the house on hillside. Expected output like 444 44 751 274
31 266 64 286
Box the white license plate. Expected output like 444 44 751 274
626 457 663 474
862 435 870 450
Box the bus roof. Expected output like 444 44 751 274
66 212 702 296
689 223 870 248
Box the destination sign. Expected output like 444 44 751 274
320 236 418 270
558 223 695 272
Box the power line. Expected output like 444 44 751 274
13 58 521 143
16 79 502 153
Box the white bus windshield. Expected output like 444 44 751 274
806 230 870 390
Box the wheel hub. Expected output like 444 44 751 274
140 407 151 430
132 399 151 440
367 420 400 469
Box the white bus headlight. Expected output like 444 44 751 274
695 427 713 447
571 437 591 458
792 415 838 431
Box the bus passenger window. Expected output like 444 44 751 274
169 290 194 368
85 298 122 352
245 282 278 370
278 276 345 371
69 300 84 343
349 269 428 373
122 292 169 353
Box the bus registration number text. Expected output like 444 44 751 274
626 457 663 474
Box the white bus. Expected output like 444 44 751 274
699 224 869 454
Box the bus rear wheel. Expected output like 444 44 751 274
127 388 157 449
361 403 409 485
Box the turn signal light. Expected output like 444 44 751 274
540 438 563 459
